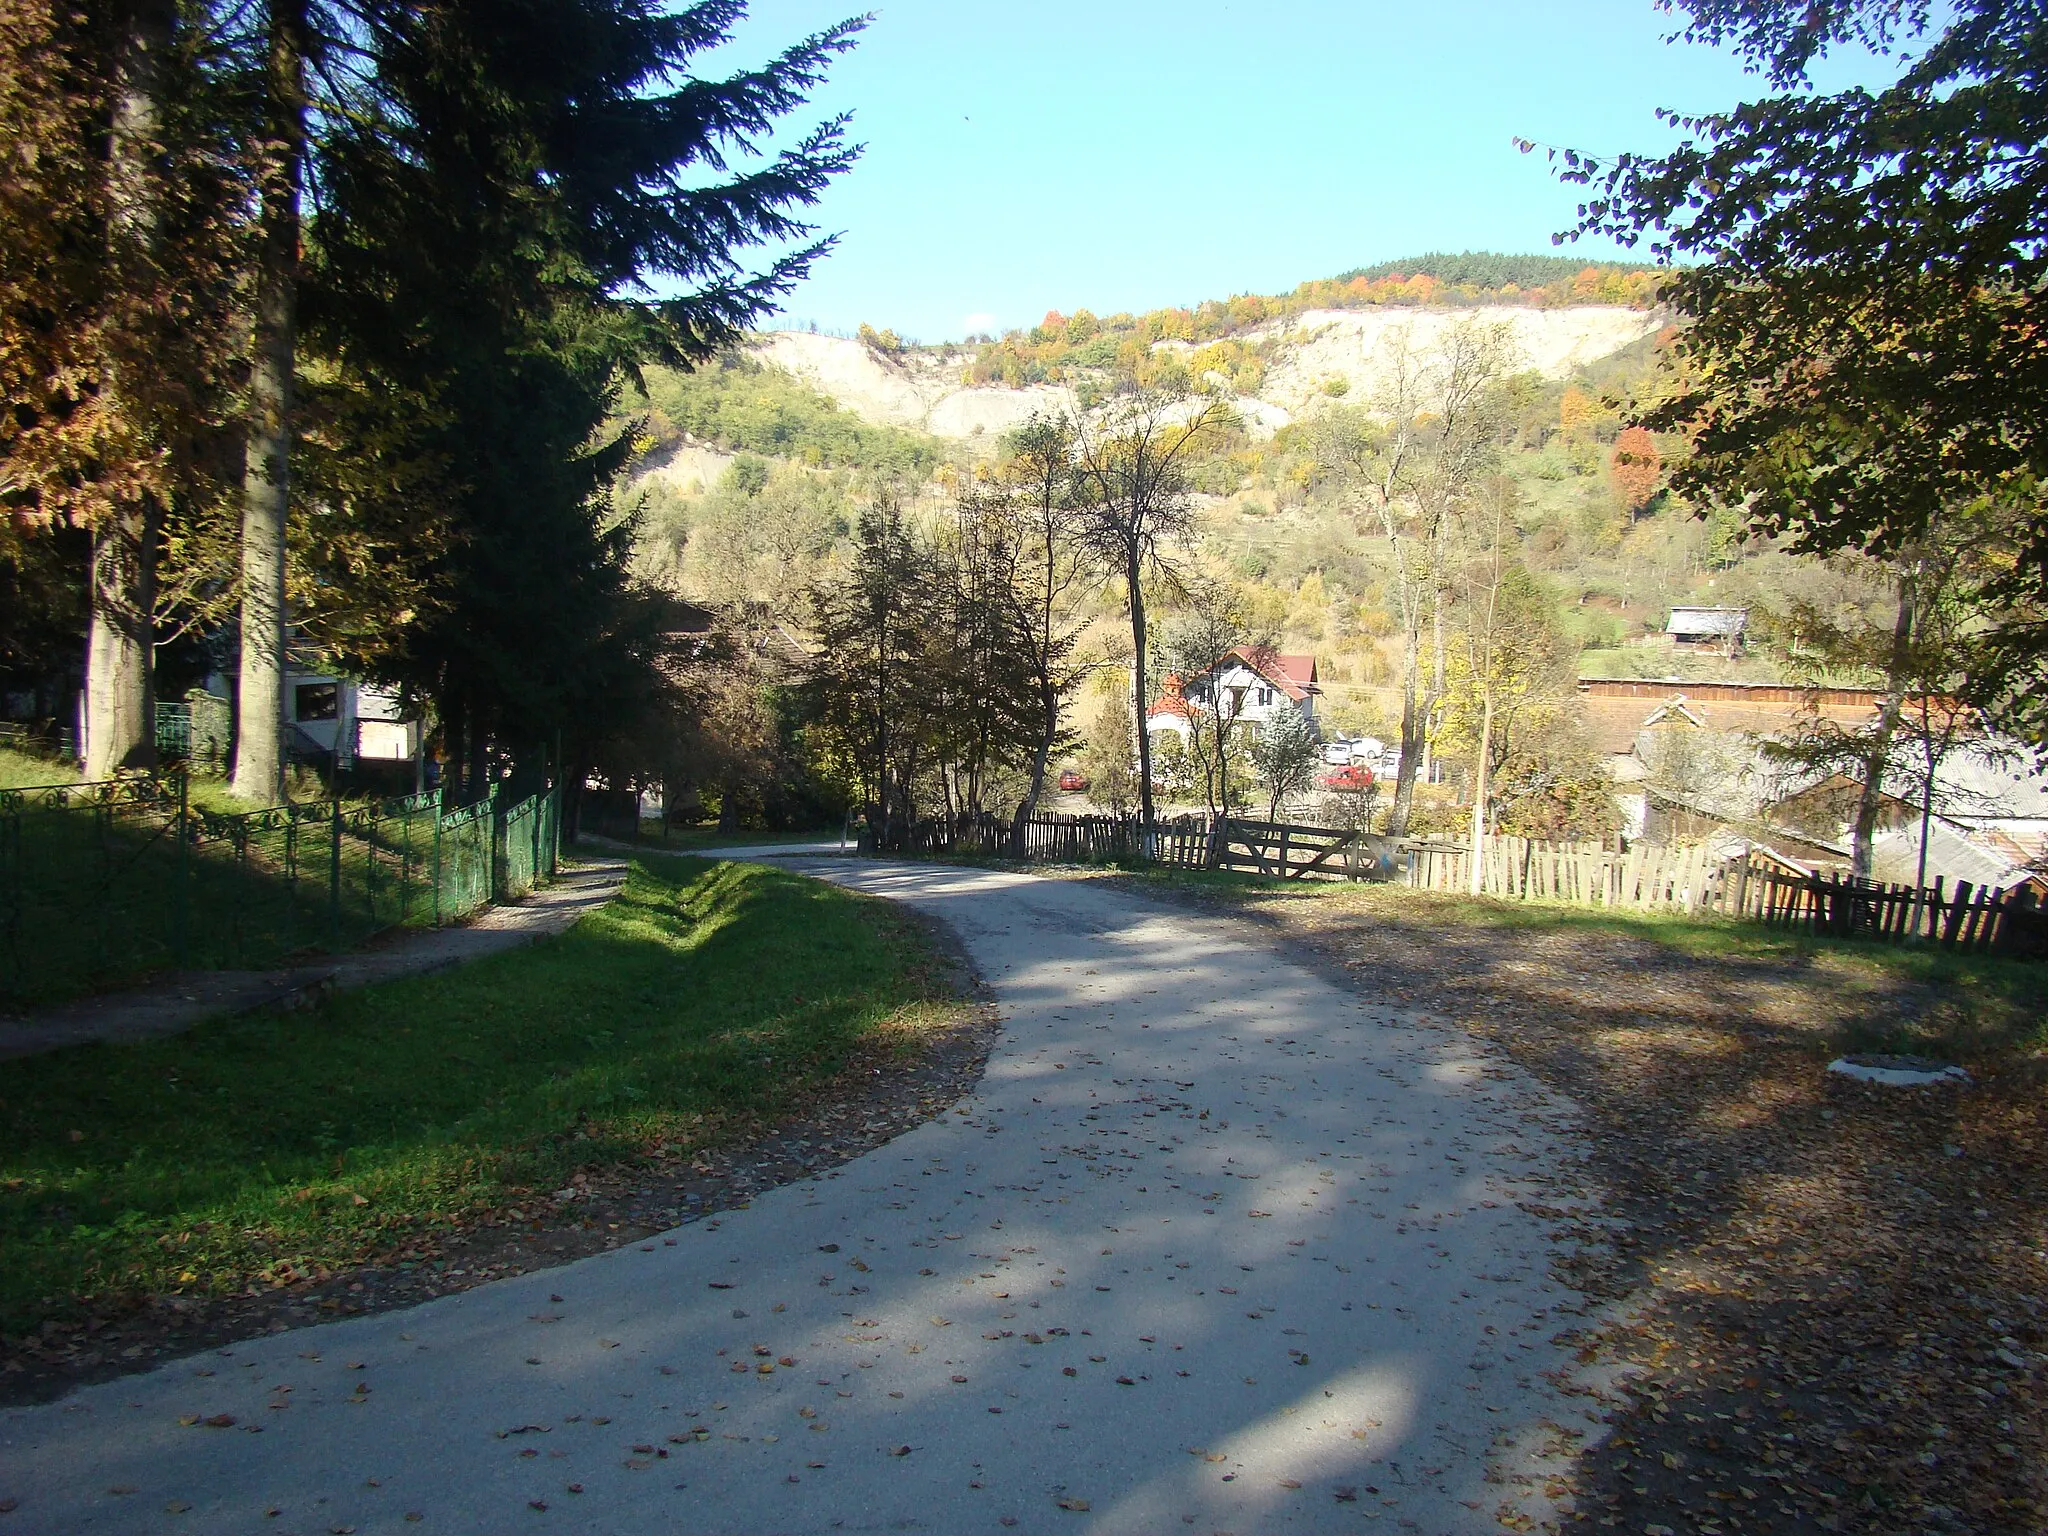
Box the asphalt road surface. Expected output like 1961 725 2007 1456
1 858 1601 1534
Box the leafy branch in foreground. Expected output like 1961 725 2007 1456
1563 0 2048 742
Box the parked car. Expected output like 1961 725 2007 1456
1324 734 1387 767
1319 764 1375 792
1057 769 1089 792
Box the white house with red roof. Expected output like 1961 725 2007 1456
1147 647 1319 743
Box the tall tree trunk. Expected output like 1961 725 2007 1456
1128 557 1154 841
440 691 465 804
468 705 490 805
85 506 157 778
1386 624 1424 836
1851 575 1917 877
231 0 306 803
1467 691 1495 895
84 0 175 780
1916 760 1935 891
1010 687 1057 858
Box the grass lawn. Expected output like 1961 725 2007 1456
0 853 966 1332
1 789 450 1009
0 747 78 791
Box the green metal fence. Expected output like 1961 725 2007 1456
154 701 191 762
498 788 560 901
0 775 560 1010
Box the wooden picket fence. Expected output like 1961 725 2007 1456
905 809 1345 873
905 810 1212 866
1726 860 2048 958
1403 834 2048 959
1404 835 1727 911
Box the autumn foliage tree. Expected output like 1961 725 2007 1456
1608 425 1662 515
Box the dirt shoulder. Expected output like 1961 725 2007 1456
1086 871 2048 1536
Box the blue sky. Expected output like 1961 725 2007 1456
705 2 1879 342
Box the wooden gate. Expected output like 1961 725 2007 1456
1210 817 1360 879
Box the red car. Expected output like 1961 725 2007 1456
1057 769 1089 792
1319 764 1375 792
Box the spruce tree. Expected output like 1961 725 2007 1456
309 0 862 799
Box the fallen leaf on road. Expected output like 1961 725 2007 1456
1054 1497 1090 1511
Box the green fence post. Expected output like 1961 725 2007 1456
174 771 189 969
329 792 343 951
432 793 443 927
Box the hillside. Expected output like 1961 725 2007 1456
736 303 1663 443
616 257 1893 724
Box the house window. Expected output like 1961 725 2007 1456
294 682 339 722
1257 686 1273 707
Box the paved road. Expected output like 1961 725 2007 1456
0 859 1597 1534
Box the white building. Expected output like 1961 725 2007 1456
1147 647 1319 743
283 671 420 769
1665 606 1749 649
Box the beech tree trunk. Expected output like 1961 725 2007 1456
85 507 155 778
231 0 306 803
84 0 175 780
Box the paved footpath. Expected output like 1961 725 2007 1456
0 857 1601 1535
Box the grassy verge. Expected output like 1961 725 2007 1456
0 853 966 1332
1102 863 2048 1059
629 823 838 849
